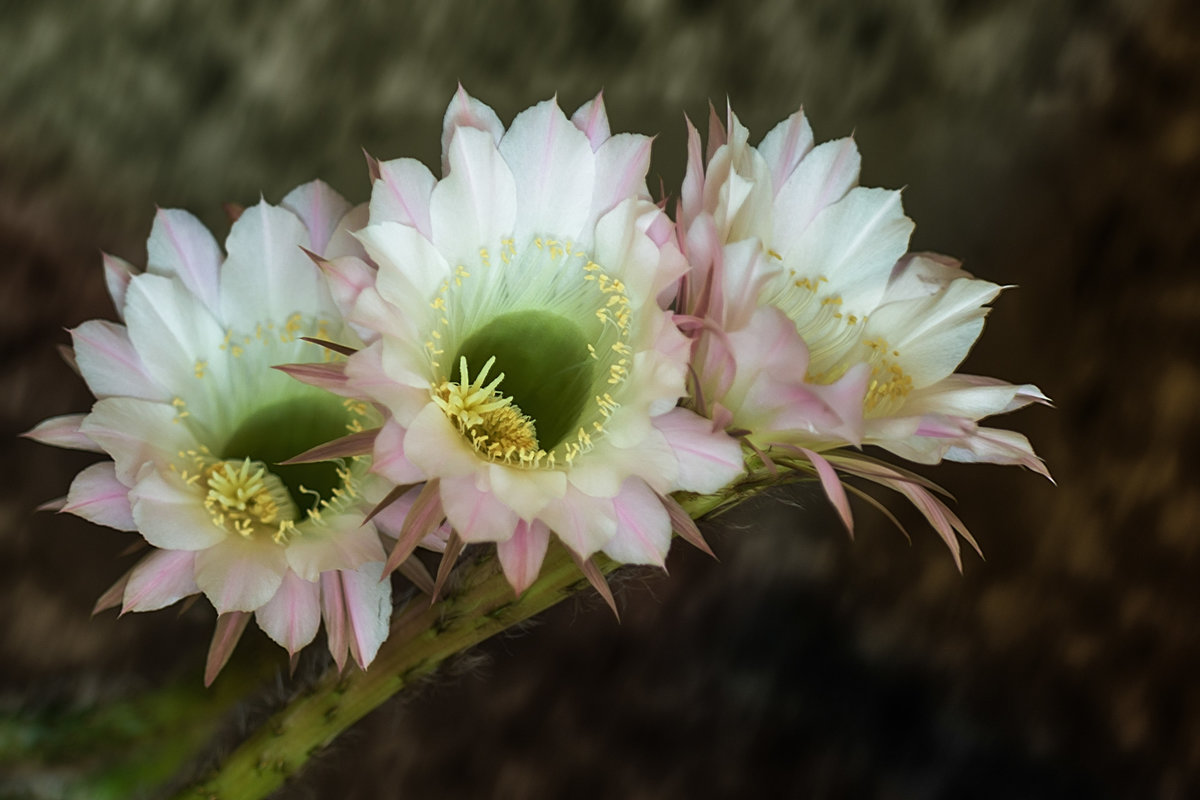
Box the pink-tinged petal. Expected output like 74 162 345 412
221 200 330 327
102 252 137 319
756 107 816 194
280 180 353 256
122 549 198 613
71 320 167 401
431 531 465 603
497 519 551 596
568 550 619 620
371 157 437 238
93 569 132 615
348 340 430 422
567 425 677 497
771 136 861 243
440 84 505 175
652 407 744 494
130 467 227 550
314 254 376 325
320 570 349 671
82 397 193 484
570 91 611 150
885 479 979 571
325 202 369 261
500 97 597 243
716 238 778 331
255 570 321 655
194 535 288 614
341 562 393 669
273 361 356 398
488 462 567 522
285 513 386 581
383 478 444 577
205 611 251 686
396 558 436 596
602 478 672 566
405 404 484 479
945 427 1053 481
282 428 377 464
440 473 518 543
797 447 854 537
430 127 518 269
22 414 102 453
146 208 222 314
539 485 616 559
679 116 707 231
590 133 653 221
883 252 972 303
706 102 727 163
900 374 1051 420
660 492 716 558
63 461 135 531
371 416 429 484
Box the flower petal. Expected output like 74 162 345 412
371 157 437 239
602 478 672 566
128 465 228 550
430 125 517 268
440 473 519 543
63 461 135 531
146 208 222 315
496 519 550 595
71 320 167 401
122 549 198 613
194 535 288 614
22 414 102 453
652 407 744 494
341 562 392 669
281 180 353 256
255 570 321 655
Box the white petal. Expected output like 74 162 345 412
539 484 615 558
22 414 102 452
488 462 566 522
440 85 505 175
360 221 450 308
128 465 228 551
371 158 437 238
63 461 135 531
146 208 222 314
340 562 392 668
440 473 519 543
221 200 331 327
102 252 137 319
404 402 484 479
756 108 816 192
652 407 744 494
123 549 198 612
781 187 913 314
500 97 597 242
430 126 518 268
284 514 386 582
71 320 167 401
195 535 288 614
81 397 194 484
770 137 861 248
281 180 353 256
255 570 321 654
602 478 671 566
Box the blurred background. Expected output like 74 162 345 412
2 0 1197 797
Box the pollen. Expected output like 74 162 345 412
433 356 541 465
202 458 298 539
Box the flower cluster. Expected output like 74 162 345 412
26 89 1048 680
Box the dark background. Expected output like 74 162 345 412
3 1 1198 798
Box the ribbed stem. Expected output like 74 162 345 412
172 489 740 800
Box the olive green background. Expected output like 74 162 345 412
2 1 1197 797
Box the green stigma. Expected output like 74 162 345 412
454 309 594 450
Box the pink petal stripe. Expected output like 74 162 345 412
37 496 67 512
71 320 165 401
568 550 619 621
255 570 321 655
342 563 392 669
64 461 136 531
22 414 102 453
659 493 716 559
280 428 378 464
320 571 349 672
798 447 854 537
272 361 355 397
383 479 444 577
570 90 611 150
496 520 550 596
102 252 137 319
430 531 465 605
122 549 198 613
93 569 132 616
205 611 251 687
148 207 222 313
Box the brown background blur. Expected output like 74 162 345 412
2 1 1198 798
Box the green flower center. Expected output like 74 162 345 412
454 310 593 450
220 394 359 515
